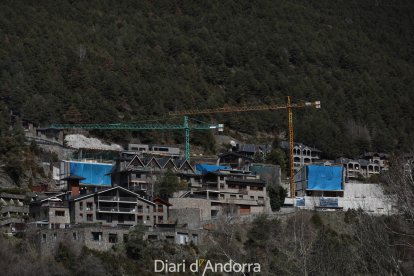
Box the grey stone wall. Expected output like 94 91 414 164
169 208 202 229
35 225 207 254
169 198 212 221
36 226 130 253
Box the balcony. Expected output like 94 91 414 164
98 196 137 203
0 205 29 213
97 206 136 213
129 185 148 192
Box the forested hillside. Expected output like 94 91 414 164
1 0 413 158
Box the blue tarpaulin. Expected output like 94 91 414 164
320 197 339 207
196 164 231 174
69 162 112 186
307 165 343 191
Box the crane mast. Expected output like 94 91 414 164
169 97 321 199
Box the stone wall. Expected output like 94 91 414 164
169 198 212 220
35 225 207 254
36 226 130 253
169 208 202 229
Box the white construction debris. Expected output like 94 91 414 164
65 134 123 151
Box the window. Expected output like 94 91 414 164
137 206 143 213
109 233 118 243
55 210 65 217
91 232 102 241
86 202 93 211
53 233 57 240
192 234 199 245
73 232 77 240
230 195 236 199
123 234 128 243
158 216 163 223
79 202 83 211
137 215 143 222
80 213 83 219
42 234 47 243
157 205 163 212
146 216 150 221
87 214 93 221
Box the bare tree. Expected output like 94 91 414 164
382 157 414 223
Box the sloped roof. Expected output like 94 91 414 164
70 186 155 205
157 157 176 169
143 156 161 168
239 144 256 153
219 152 255 161
127 155 145 168
153 197 172 206
173 159 195 171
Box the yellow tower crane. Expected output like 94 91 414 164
169 96 321 199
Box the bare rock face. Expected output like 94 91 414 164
0 169 17 189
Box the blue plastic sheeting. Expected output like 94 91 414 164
320 197 339 207
296 197 305 207
307 165 343 191
69 162 112 186
196 164 231 174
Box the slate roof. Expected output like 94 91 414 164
239 144 256 153
70 186 155 205
219 152 255 161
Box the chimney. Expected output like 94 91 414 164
63 175 85 198
70 180 80 197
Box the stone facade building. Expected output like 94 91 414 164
111 154 199 196
30 194 70 229
171 168 269 222
0 192 29 232
29 186 169 228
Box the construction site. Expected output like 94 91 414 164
0 97 394 254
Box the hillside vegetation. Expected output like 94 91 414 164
1 0 414 158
